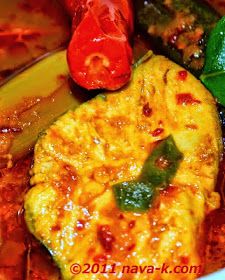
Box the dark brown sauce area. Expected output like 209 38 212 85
0 156 60 279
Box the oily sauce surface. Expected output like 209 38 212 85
0 156 60 279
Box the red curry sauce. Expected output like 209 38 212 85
0 156 60 279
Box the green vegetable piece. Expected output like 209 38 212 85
200 16 225 106
113 181 155 212
134 50 153 68
113 136 183 212
140 135 183 187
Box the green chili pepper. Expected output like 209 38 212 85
140 135 183 188
113 181 155 212
112 136 183 212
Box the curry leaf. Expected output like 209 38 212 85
200 16 225 106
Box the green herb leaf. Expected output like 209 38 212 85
113 181 155 212
200 16 225 106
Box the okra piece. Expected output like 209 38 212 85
135 0 220 76
0 50 88 168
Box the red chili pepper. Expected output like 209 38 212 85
176 93 201 105
97 225 115 251
63 0 133 90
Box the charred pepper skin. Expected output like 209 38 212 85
64 0 133 90
135 0 219 76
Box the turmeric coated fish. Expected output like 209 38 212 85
25 54 222 280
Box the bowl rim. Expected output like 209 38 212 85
198 268 225 279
